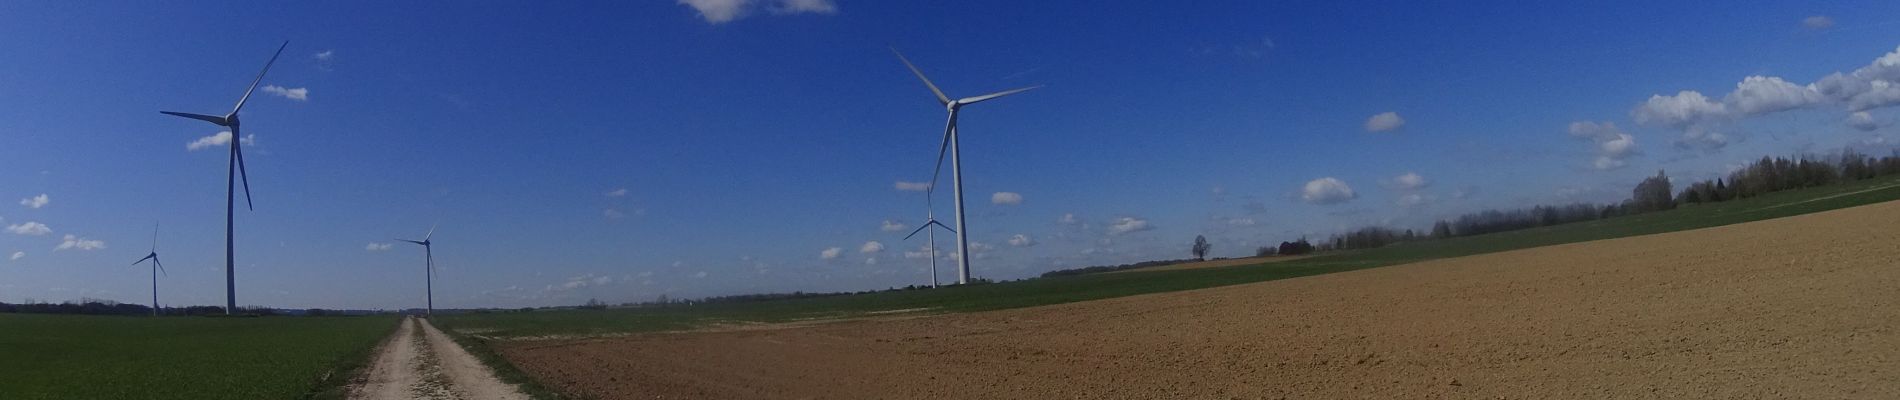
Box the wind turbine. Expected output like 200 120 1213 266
159 41 289 314
891 47 1040 285
902 193 956 288
397 225 437 316
131 223 166 317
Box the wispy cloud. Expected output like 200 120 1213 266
678 0 837 24
365 243 393 251
1364 112 1405 132
19 194 48 209
9 251 22 261
894 181 932 192
6 222 50 236
186 131 254 151
605 188 629 197
820 247 842 260
860 241 884 253
261 85 308 101
880 219 907 232
55 234 105 251
991 192 1023 205
1107 217 1153 235
1803 15 1835 30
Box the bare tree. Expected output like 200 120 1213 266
1191 235 1212 261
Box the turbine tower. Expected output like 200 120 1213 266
397 225 437 316
891 47 1040 284
131 223 166 317
903 193 956 288
159 41 289 314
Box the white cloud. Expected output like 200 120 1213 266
55 234 105 251
773 0 836 14
1385 172 1428 191
1568 121 1638 170
186 131 254 151
1224 217 1256 226
1058 213 1079 225
8 251 21 261
314 50 335 61
19 194 47 209
1107 217 1154 235
693 271 708 279
894 181 932 192
1807 46 1900 112
6 222 50 236
879 220 907 232
592 275 613 286
1007 234 1036 247
820 247 843 260
1850 111 1880 131
1300 177 1357 205
365 243 393 251
860 241 884 253
1724 76 1822 116
991 192 1023 205
679 0 836 24
606 188 628 197
1396 193 1431 208
604 208 627 219
903 245 936 259
1632 90 1729 129
1363 112 1405 132
1803 15 1835 30
261 85 308 101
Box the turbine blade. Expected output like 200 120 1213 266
904 223 931 240
957 85 1041 106
928 220 956 233
928 113 956 193
155 257 167 277
151 222 160 251
160 111 228 126
133 253 157 265
235 143 254 211
397 239 425 245
231 41 290 115
890 47 951 105
424 223 436 241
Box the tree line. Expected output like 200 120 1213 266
1273 148 1900 253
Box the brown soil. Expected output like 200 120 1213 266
499 201 1900 399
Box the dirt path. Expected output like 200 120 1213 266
501 200 1900 399
350 316 529 400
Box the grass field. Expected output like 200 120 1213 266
0 314 398 400
438 175 1900 339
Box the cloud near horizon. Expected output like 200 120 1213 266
678 0 837 24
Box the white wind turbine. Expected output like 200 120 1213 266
903 193 956 288
131 223 166 317
891 47 1040 284
396 225 437 316
159 41 289 314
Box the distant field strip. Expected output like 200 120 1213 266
0 315 397 400
438 175 1900 339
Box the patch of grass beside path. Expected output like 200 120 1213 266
0 314 398 400
438 175 1900 339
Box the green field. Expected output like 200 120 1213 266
0 314 398 400
439 175 1900 339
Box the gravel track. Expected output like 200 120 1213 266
350 316 528 400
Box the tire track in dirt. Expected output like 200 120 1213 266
350 316 528 400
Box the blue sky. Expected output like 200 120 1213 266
2 1 1898 309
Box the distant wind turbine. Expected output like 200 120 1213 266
397 225 437 316
903 193 956 288
891 47 1040 285
159 41 289 314
131 223 166 317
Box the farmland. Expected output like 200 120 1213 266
496 187 1900 398
0 314 397 400
437 174 1900 339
